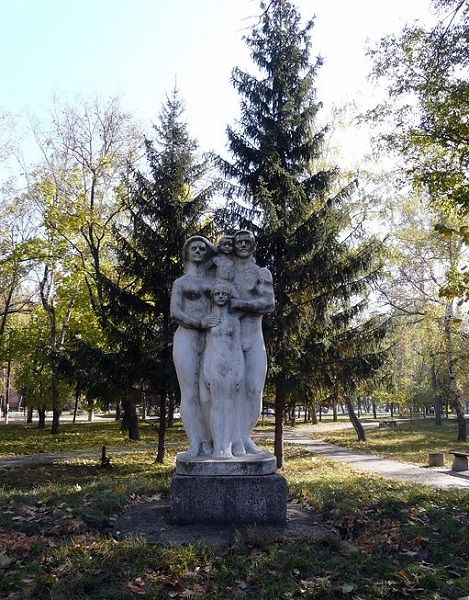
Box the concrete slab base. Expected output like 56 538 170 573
115 499 329 547
170 472 287 525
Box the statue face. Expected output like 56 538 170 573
212 288 230 306
218 237 233 255
234 235 254 258
188 241 207 263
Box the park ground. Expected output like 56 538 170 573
0 417 468 599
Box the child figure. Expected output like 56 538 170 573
212 235 235 283
199 282 244 459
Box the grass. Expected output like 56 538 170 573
0 430 468 599
320 418 469 465
0 413 399 457
0 420 188 456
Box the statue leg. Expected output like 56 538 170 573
173 329 207 456
199 373 213 456
209 379 234 459
242 340 267 454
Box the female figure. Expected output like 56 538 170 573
170 236 215 456
199 282 244 459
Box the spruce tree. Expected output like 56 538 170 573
220 0 387 466
102 89 215 459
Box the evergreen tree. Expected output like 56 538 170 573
103 90 215 460
219 0 388 466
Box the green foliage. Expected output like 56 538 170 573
104 88 215 388
219 0 389 433
368 0 469 303
69 90 218 445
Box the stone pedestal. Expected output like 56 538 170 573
170 451 287 525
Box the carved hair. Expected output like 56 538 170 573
217 235 234 246
182 236 216 272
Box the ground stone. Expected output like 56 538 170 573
115 499 329 547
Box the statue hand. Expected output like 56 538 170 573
201 316 220 329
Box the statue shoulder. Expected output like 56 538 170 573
259 267 273 284
172 275 185 288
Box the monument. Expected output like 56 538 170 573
169 231 287 525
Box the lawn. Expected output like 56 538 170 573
0 429 468 599
320 418 469 466
0 420 188 456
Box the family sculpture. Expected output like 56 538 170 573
170 231 275 460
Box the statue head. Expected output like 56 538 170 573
182 236 214 270
211 282 236 307
217 235 234 255
234 230 256 259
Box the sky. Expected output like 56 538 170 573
0 0 434 168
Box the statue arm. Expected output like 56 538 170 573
170 281 202 329
232 269 275 315
231 297 274 314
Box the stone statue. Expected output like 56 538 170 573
170 230 275 460
170 235 215 457
199 282 244 459
212 235 235 283
231 230 275 455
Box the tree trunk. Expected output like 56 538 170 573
167 391 174 429
431 357 442 426
332 404 338 422
26 405 33 423
345 395 367 441
4 354 11 424
290 405 296 427
274 380 286 468
141 384 147 421
156 383 167 464
37 407 46 429
72 388 80 424
122 398 140 440
115 400 121 421
372 400 377 420
50 372 61 435
444 299 467 442
310 404 317 424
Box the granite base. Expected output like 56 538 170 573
170 472 287 525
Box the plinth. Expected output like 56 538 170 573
170 451 287 525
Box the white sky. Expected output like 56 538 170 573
0 0 433 168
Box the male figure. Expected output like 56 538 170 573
230 230 275 455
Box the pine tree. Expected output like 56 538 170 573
101 89 215 459
219 0 388 466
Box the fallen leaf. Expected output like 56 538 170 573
0 552 12 568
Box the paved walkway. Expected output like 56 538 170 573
282 438 469 490
1 425 468 491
